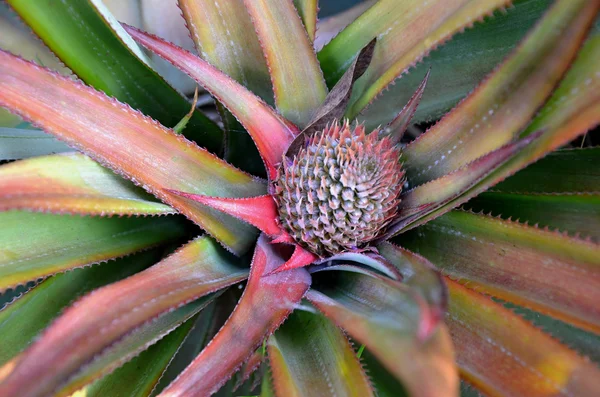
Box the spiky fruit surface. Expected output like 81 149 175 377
274 122 404 256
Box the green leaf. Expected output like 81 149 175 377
178 0 271 176
160 234 311 397
403 0 600 185
0 153 175 216
399 210 600 333
243 0 327 128
0 51 266 255
82 316 196 397
0 128 70 160
466 192 600 240
447 280 600 396
360 349 407 397
267 309 374 397
0 211 185 290
0 250 158 366
492 147 600 193
6 0 223 150
318 0 508 119
0 236 248 396
307 270 458 397
358 0 553 129
293 0 318 42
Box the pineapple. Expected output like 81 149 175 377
0 0 599 396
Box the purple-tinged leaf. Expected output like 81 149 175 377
0 153 174 216
403 0 600 185
319 0 509 117
178 0 272 175
379 70 429 145
233 349 265 392
384 132 541 238
0 237 247 396
270 245 318 274
285 39 376 158
167 191 282 237
447 280 600 396
0 211 185 291
243 0 328 128
293 0 319 42
466 192 600 241
0 50 265 255
268 310 374 396
307 270 458 397
158 234 311 396
124 25 298 179
378 242 447 327
311 250 403 280
401 210 600 333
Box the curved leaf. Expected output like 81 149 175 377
0 153 174 216
307 269 458 397
403 0 599 185
400 210 600 333
81 316 196 397
0 51 266 255
490 147 600 194
447 280 600 396
159 234 311 396
0 251 157 366
0 237 247 396
0 211 185 291
6 0 222 149
243 0 327 128
0 128 71 160
318 0 508 118
178 0 271 175
466 192 600 240
125 25 298 179
267 309 374 397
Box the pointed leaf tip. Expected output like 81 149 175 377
267 245 318 275
123 24 297 178
166 190 282 237
381 69 430 145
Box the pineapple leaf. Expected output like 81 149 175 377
0 250 159 366
401 210 600 333
285 39 376 158
0 237 247 396
165 192 282 237
385 131 541 237
380 69 429 145
80 316 197 397
160 234 311 396
293 0 319 42
243 0 328 128
0 153 175 216
466 192 600 241
124 25 298 180
447 280 600 396
0 50 266 255
403 0 600 185
318 0 509 118
307 269 458 397
6 0 223 150
0 212 185 291
267 310 374 396
178 0 272 176
491 147 600 194
0 128 70 160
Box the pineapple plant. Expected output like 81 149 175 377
0 0 599 396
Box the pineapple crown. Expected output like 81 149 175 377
274 121 404 256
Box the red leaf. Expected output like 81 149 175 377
158 234 311 396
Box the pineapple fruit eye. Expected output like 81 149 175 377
274 121 405 256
